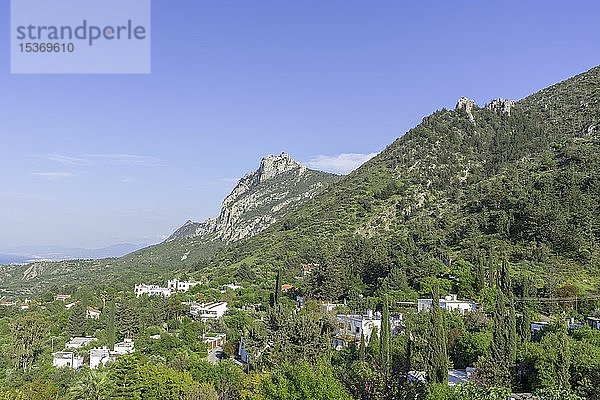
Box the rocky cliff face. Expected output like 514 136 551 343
167 152 339 243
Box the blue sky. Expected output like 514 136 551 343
1 0 599 248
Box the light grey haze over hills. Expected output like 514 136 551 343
0 243 145 263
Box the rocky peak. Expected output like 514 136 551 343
486 98 516 116
456 97 477 124
166 152 338 244
256 152 306 183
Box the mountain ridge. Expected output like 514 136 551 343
198 65 600 295
166 152 339 243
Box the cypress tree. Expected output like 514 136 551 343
380 294 391 370
426 285 448 384
404 318 412 378
359 332 366 362
556 328 571 389
491 260 517 381
272 268 283 307
106 300 116 351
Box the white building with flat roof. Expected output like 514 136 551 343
66 337 97 349
167 279 199 293
417 294 477 314
52 352 84 369
135 284 172 298
113 338 135 355
190 302 228 320
90 347 113 369
333 311 403 349
333 311 381 349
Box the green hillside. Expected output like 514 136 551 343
203 66 600 296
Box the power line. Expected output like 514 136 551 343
514 294 600 303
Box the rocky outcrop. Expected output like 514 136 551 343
456 97 477 124
486 98 516 116
166 152 338 243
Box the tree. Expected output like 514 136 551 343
115 298 139 339
68 304 87 337
359 333 366 362
7 312 48 372
258 361 353 400
106 300 116 350
426 285 448 384
489 260 517 382
270 268 283 308
380 294 391 371
68 369 110 400
110 355 141 400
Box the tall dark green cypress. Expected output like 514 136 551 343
556 328 571 389
359 332 366 362
273 268 282 307
491 259 517 379
380 294 391 370
404 318 412 378
426 285 448 384
106 300 116 351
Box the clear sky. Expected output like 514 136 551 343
1 0 599 248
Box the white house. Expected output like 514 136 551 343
86 306 101 319
66 337 97 349
190 302 228 320
167 279 199 293
113 338 135 355
417 294 477 314
52 352 84 369
54 294 72 302
134 284 172 298
333 311 382 349
333 311 403 349
222 283 243 292
90 347 113 369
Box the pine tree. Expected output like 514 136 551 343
68 303 86 337
115 299 138 339
379 294 391 370
426 285 448 384
110 355 141 400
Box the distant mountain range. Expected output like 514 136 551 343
0 243 144 264
0 153 339 293
0 254 30 265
